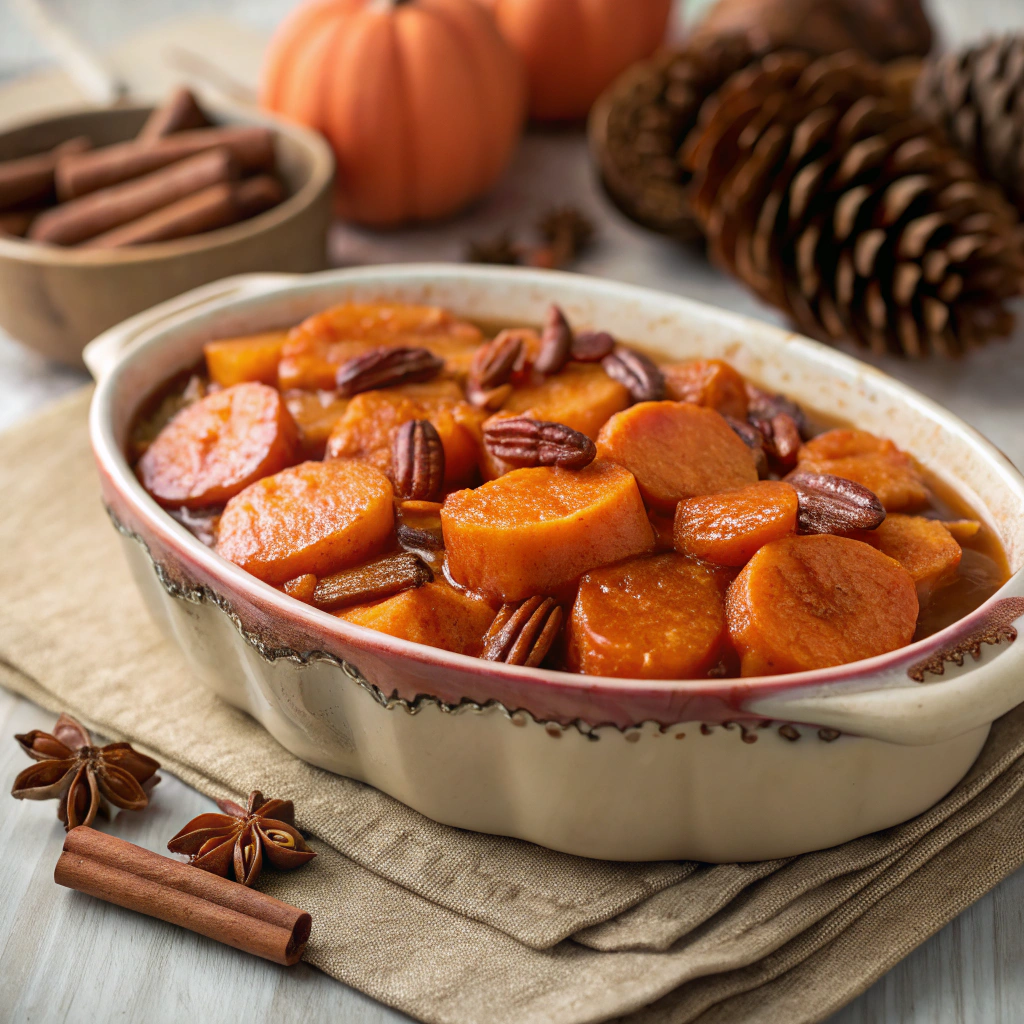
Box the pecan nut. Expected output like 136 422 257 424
601 346 666 403
786 471 886 535
571 330 615 363
753 411 802 471
392 419 445 502
534 304 573 375
467 381 513 411
483 415 596 469
723 415 768 478
336 346 444 396
745 383 809 439
313 552 433 611
469 330 524 390
482 595 563 667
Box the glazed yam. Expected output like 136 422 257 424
278 302 482 390
796 429 929 512
674 481 798 566
215 460 394 584
502 363 630 440
283 389 351 459
325 385 484 488
568 553 727 679
871 514 962 597
663 359 749 420
441 461 655 602
726 534 919 676
596 401 759 510
338 581 496 657
138 382 298 508
204 331 287 387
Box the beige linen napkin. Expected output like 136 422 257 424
4 388 1024 1024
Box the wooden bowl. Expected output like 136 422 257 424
0 104 334 366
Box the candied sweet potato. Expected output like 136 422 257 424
204 331 287 387
596 401 759 510
338 581 496 656
138 382 298 509
796 429 929 512
502 363 631 440
870 514 962 598
663 359 748 419
442 461 655 601
674 481 798 566
726 534 919 675
567 553 727 678
325 384 483 489
283 389 351 460
278 302 482 390
215 460 394 584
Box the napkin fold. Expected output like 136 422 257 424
3 388 1024 1024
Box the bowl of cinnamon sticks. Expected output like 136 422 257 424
0 88 334 366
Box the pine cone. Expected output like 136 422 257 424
588 35 756 240
684 51 1024 357
914 35 1024 215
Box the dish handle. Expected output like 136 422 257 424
83 273 297 382
746 582 1024 746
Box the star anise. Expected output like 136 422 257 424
168 790 316 887
12 713 160 830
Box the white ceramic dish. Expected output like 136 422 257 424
86 266 1024 862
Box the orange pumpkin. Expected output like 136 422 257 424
474 0 672 120
261 0 526 226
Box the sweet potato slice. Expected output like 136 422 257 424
442 461 655 601
278 302 482 390
663 359 749 419
596 401 759 510
215 460 394 584
338 581 496 656
503 363 630 440
674 481 798 566
870 514 962 598
204 331 286 387
567 553 727 678
726 534 919 675
138 382 298 509
796 429 929 512
325 385 484 489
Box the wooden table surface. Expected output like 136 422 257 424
2 1 1024 1022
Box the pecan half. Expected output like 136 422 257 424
745 384 809 439
336 346 444 396
786 471 886 535
470 331 523 390
753 412 802 471
392 419 445 502
602 346 666 403
723 415 768 478
534 304 573 375
571 330 615 362
482 596 563 667
313 552 432 611
483 415 596 469
467 381 513 411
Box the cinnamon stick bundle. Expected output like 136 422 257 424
55 826 311 965
0 136 90 210
138 87 210 143
30 148 239 246
56 126 275 200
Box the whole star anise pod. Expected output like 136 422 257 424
168 790 316 887
12 713 160 830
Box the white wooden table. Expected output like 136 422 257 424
2 1 1024 1021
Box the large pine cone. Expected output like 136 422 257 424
589 36 755 241
683 51 1024 356
914 35 1024 215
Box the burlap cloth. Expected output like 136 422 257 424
3 388 1024 1024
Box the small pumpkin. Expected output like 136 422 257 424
261 0 526 226
474 0 672 120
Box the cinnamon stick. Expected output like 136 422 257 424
55 826 311 965
30 148 239 246
0 136 90 210
56 126 275 200
84 175 285 248
138 87 210 143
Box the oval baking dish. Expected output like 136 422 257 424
86 266 1024 862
